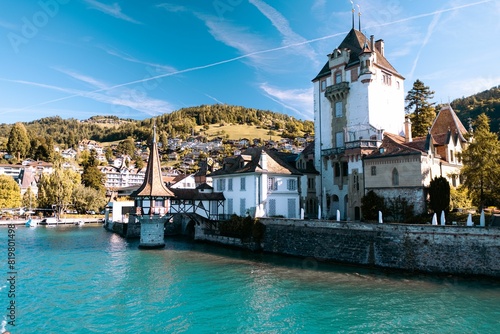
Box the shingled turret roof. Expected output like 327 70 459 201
132 126 174 198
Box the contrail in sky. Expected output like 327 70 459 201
9 0 493 113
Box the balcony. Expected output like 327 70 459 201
325 82 349 101
321 140 380 157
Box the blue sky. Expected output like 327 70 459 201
0 0 498 124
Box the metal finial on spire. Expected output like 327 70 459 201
357 4 361 31
350 0 355 29
153 118 157 143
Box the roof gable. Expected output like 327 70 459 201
313 29 401 81
430 105 468 143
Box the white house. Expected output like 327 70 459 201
209 147 302 219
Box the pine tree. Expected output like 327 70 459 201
7 122 30 159
461 113 500 209
429 176 450 214
405 79 436 137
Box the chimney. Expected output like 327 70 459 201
370 35 374 51
260 150 268 170
404 117 412 142
375 39 384 56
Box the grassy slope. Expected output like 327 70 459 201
195 124 283 141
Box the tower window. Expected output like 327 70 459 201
335 101 342 118
320 79 327 91
335 71 342 84
371 166 376 176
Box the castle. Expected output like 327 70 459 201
313 25 467 220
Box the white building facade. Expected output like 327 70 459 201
210 148 301 219
313 28 405 220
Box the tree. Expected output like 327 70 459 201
22 187 38 210
428 176 450 215
7 122 30 159
405 80 436 137
116 137 136 156
80 149 105 192
37 162 81 218
72 185 108 214
0 175 21 209
361 190 385 221
461 113 500 209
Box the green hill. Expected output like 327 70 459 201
0 104 314 149
450 85 500 133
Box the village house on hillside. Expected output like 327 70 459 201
313 25 468 220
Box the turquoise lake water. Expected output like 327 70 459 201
1 225 499 333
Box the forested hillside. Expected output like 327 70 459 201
450 85 500 133
0 104 314 149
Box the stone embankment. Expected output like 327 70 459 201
260 219 500 277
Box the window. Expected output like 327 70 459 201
335 101 342 118
269 199 276 216
217 179 226 191
371 166 376 176
227 198 233 214
342 162 348 177
320 79 326 91
287 179 297 191
392 168 399 186
334 163 341 177
240 198 246 216
335 71 342 84
449 150 454 162
228 178 233 191
307 177 315 190
351 68 358 82
240 177 246 191
382 72 392 86
336 131 344 148
268 177 277 191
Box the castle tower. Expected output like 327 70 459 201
132 124 174 249
312 26 405 221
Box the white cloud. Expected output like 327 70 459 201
0 72 175 117
445 76 500 100
197 13 274 70
99 45 177 73
259 83 313 120
156 3 187 13
83 0 140 24
249 0 319 65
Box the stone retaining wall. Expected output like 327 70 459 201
260 218 500 277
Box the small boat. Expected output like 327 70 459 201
39 218 59 226
75 220 85 226
25 218 37 227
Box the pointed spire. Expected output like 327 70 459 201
350 1 355 29
153 118 157 143
357 4 361 31
132 123 174 198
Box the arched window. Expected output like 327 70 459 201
392 168 399 186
